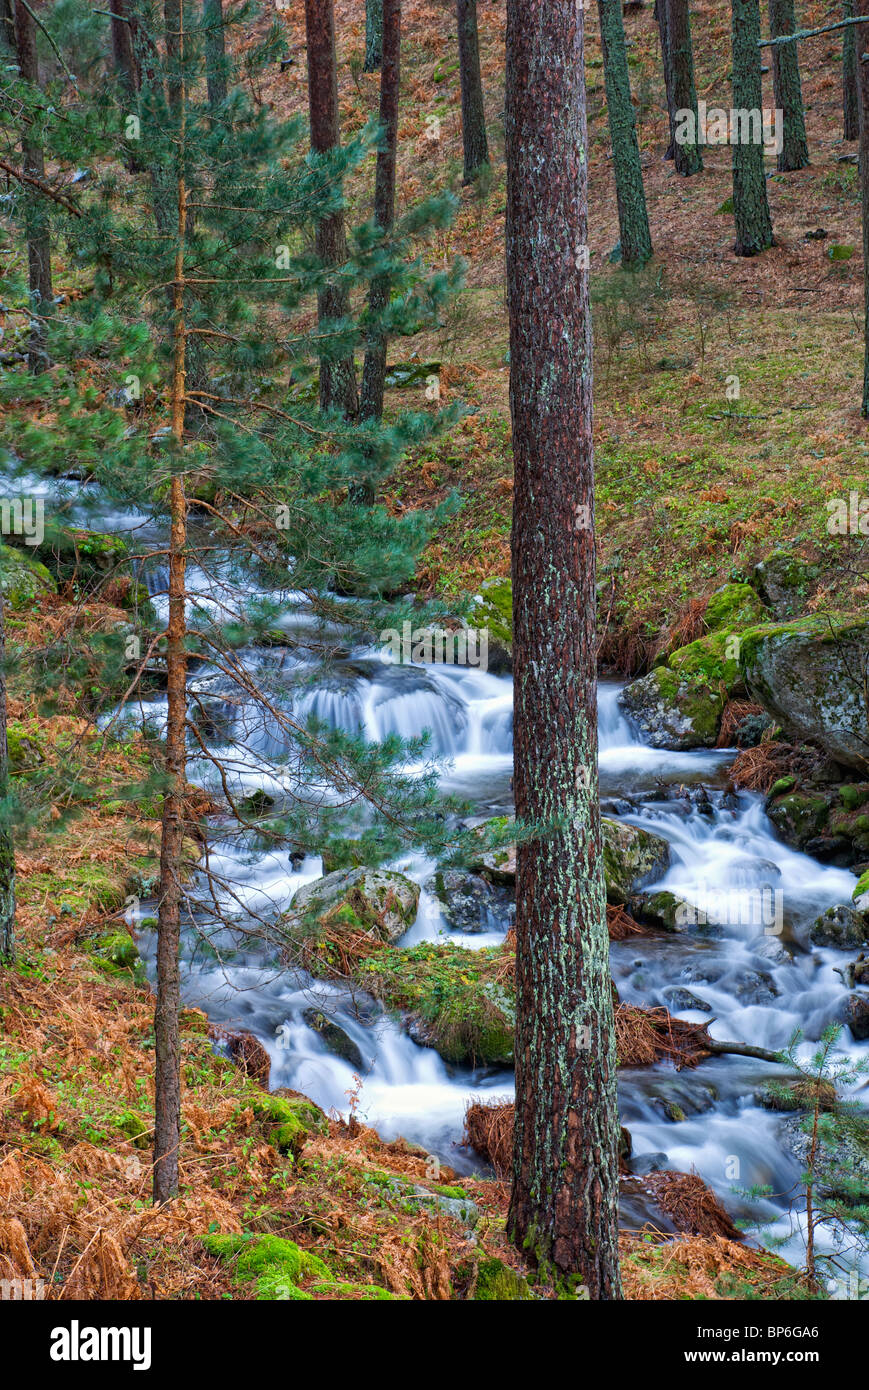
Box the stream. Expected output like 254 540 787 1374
20 474 867 1285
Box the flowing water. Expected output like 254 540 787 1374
29 477 867 1281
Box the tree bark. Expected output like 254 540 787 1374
153 1 189 1207
505 0 622 1298
110 0 140 96
655 0 677 159
857 0 869 415
597 0 652 266
361 0 401 423
664 0 702 175
305 0 359 418
364 0 382 71
13 0 52 371
203 0 227 110
1 0 15 51
845 0 860 140
731 0 774 256
769 0 809 171
456 0 489 182
0 589 14 965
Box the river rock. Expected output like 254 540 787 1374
602 819 671 903
426 869 514 933
843 994 869 1041
752 551 820 619
302 1008 365 1071
630 889 694 933
287 867 420 945
809 904 869 951
781 1113 869 1206
617 664 722 750
663 986 712 1013
739 613 869 771
0 542 56 610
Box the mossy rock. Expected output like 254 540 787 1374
202 1232 331 1300
752 551 820 620
302 1008 364 1071
853 869 869 908
739 612 869 770
251 1091 328 1157
473 1257 535 1301
285 867 420 960
87 930 140 973
601 818 671 904
15 525 152 613
668 628 744 694
114 1109 151 1150
618 664 723 749
470 576 512 671
353 941 515 1067
704 582 768 632
0 542 56 610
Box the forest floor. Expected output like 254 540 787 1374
1 0 861 1299
271 0 868 651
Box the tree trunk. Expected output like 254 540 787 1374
597 0 652 266
361 0 401 423
456 0 489 182
665 0 702 174
364 0 383 71
14 0 52 371
769 0 809 171
845 0 860 140
153 2 189 1207
0 589 14 966
110 0 140 96
731 0 774 256
1 0 15 51
655 0 677 159
203 0 227 109
305 0 359 419
857 0 869 415
505 0 622 1299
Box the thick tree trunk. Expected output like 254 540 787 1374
664 0 702 175
364 0 383 71
361 0 401 423
1 0 15 51
110 0 140 96
845 0 860 141
655 0 677 159
769 0 809 171
731 0 774 256
505 0 622 1299
14 1 52 371
456 0 489 182
597 0 652 266
857 0 869 415
203 0 227 109
305 0 359 418
0 590 14 965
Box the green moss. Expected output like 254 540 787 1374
704 582 767 632
474 1257 534 1301
472 576 512 649
202 1232 331 1300
114 1109 151 1149
306 1281 401 1300
88 930 139 971
0 542 56 610
841 785 863 812
354 941 515 1066
769 776 796 798
854 870 869 902
250 1093 328 1157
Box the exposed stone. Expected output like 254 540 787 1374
809 904 869 951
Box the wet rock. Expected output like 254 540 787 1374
631 889 693 932
302 1009 364 1071
411 1185 479 1227
601 819 671 903
843 994 869 1041
663 986 712 1014
739 613 869 771
618 664 722 750
426 868 513 933
729 967 778 1005
766 778 869 867
781 1113 869 1206
809 904 869 951
631 1152 670 1176
749 935 792 966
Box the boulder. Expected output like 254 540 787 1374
287 867 420 946
843 993 869 1041
469 576 512 674
738 613 869 771
809 904 869 951
752 551 820 619
618 664 723 749
302 1008 365 1071
601 818 671 903
781 1113 869 1206
0 542 56 610
704 582 769 631
426 868 514 933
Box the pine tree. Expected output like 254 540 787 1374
858 0 869 416
364 0 383 72
0 588 13 965
769 0 809 171
360 0 401 423
845 0 860 141
505 0 622 1297
664 0 702 175
13 0 53 370
305 0 359 418
597 0 652 266
655 0 677 160
456 0 489 183
731 0 774 256
203 0 227 109
110 0 140 96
